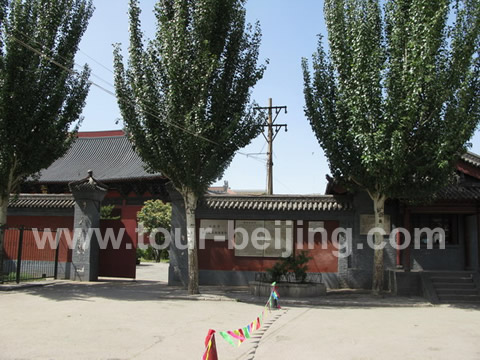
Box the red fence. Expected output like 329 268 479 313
1 227 73 283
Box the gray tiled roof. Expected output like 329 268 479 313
202 195 353 211
460 152 480 168
8 194 75 208
435 184 480 200
36 134 162 183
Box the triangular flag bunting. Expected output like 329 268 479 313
243 326 251 339
219 331 237 347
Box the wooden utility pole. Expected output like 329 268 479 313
267 98 273 195
254 98 287 195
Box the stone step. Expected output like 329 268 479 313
438 294 480 303
431 277 474 284
426 272 476 278
436 288 479 296
432 283 477 290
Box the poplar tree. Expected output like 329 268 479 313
0 0 93 279
302 0 480 292
114 0 266 294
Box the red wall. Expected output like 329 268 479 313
299 221 339 273
6 200 144 273
6 216 74 263
197 220 339 273
3 227 74 263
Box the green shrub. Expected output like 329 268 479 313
266 251 312 283
266 261 288 282
136 247 146 260
100 205 121 220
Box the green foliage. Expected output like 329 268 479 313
267 251 312 283
0 0 93 200
115 0 266 293
137 200 171 262
136 247 144 261
100 205 121 220
302 0 480 201
266 261 288 282
286 251 311 283
137 200 171 232
303 0 480 291
113 0 266 198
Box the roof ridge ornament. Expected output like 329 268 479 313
68 170 109 193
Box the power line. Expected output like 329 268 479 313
10 32 265 161
13 29 117 90
78 48 115 75
12 32 221 145
274 177 295 194
271 150 294 193
11 35 219 145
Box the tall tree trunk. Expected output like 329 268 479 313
183 189 199 295
371 193 386 294
0 196 9 283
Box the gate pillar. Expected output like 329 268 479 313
69 171 108 281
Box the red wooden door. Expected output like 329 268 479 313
98 219 137 278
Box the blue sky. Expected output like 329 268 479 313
76 0 480 195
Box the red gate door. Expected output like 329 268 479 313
98 219 137 278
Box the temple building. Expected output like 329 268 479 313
5 129 480 302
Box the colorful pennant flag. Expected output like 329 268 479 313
202 329 218 360
219 331 236 347
243 326 251 339
205 282 281 355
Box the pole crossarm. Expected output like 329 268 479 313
253 99 288 195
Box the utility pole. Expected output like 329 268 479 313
254 98 287 195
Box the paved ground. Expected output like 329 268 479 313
135 261 169 282
0 263 480 359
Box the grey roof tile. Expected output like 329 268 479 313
460 152 480 168
9 194 75 209
435 184 480 200
201 195 353 212
35 134 162 183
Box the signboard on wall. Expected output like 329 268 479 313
199 219 229 240
359 215 391 235
308 221 325 232
234 220 293 258
235 220 265 257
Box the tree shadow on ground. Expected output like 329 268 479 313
16 280 186 302
10 279 479 311
3 269 479 310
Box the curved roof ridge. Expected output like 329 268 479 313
34 133 162 183
462 151 480 168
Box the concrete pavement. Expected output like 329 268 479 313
0 262 479 359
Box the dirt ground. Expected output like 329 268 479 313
0 263 479 360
